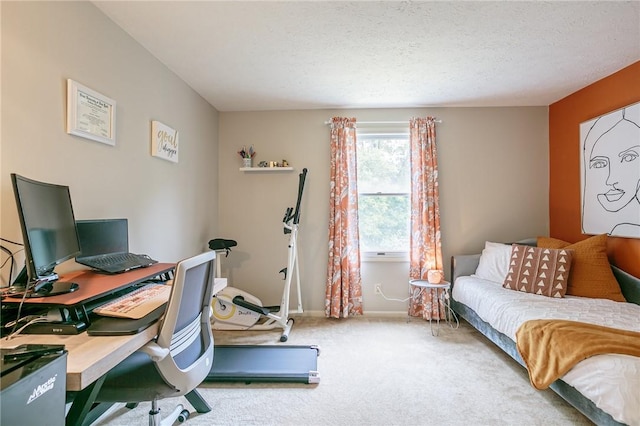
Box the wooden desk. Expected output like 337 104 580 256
2 263 175 308
1 270 226 391
1 264 175 390
2 263 174 327
0 265 226 425
1 324 159 391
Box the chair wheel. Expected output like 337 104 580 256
178 409 190 423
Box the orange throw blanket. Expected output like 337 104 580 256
516 319 640 390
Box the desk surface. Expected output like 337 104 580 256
0 265 174 390
0 273 227 391
2 263 175 307
0 323 159 390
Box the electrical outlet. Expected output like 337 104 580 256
374 284 382 295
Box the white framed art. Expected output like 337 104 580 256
580 101 640 238
151 120 179 163
66 79 116 145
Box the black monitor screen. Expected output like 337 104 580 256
11 174 80 282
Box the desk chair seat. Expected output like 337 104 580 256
93 251 216 425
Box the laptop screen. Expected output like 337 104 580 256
76 219 129 259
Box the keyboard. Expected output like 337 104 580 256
92 253 141 266
93 284 171 319
80 253 157 274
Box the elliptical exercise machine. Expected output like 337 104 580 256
209 168 307 342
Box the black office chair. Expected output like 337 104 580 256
93 251 216 425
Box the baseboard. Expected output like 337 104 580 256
291 310 325 317
362 311 410 317
292 310 409 318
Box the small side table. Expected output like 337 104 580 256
409 280 459 336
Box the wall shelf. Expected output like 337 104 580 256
239 167 294 172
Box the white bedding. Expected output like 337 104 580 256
452 275 640 426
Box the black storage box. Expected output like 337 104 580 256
1 350 67 426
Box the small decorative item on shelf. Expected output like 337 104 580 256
238 145 255 167
266 160 289 167
427 269 444 284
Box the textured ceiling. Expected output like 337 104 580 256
93 1 640 112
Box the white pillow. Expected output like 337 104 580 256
473 241 512 284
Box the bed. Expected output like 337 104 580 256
450 237 640 426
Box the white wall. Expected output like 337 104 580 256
218 107 549 314
1 2 219 285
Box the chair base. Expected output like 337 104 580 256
148 400 190 426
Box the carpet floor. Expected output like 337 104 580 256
94 316 592 425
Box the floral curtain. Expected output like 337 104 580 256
408 117 443 320
325 117 363 318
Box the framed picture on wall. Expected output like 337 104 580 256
66 79 116 146
580 101 640 239
151 120 179 163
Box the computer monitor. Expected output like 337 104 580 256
10 174 80 296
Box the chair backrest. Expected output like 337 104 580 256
154 251 216 393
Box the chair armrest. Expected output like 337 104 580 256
451 254 481 285
140 342 170 362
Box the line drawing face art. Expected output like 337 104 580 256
581 102 640 239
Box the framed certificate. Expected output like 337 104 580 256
66 79 116 145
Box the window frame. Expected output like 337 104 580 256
356 131 410 263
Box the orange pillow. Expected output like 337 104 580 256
536 234 626 302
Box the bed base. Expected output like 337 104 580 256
450 299 623 426
450 252 637 426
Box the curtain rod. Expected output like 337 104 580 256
324 119 442 125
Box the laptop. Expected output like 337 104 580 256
75 219 157 274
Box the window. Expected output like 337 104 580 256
357 133 410 260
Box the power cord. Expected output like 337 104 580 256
2 275 47 340
0 237 23 246
4 316 51 340
376 286 410 302
376 285 439 303
1 238 24 286
4 288 31 339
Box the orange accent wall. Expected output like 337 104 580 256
549 61 640 278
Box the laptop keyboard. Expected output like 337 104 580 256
84 253 157 273
92 253 146 266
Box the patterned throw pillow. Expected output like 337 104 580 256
536 234 626 302
503 244 573 298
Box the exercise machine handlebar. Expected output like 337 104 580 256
293 168 307 225
283 168 308 233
